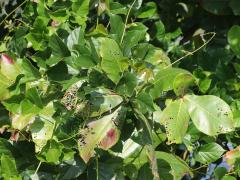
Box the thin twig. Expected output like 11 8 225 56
34 161 42 176
0 0 28 27
120 0 137 45
96 155 99 180
164 32 216 69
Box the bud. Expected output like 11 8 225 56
0 54 21 81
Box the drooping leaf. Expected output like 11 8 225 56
160 99 190 144
185 95 234 136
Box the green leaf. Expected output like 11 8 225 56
185 95 234 136
72 0 90 27
18 58 41 82
78 106 125 163
25 16 49 51
49 34 70 57
155 152 193 179
135 92 155 114
214 167 227 180
195 143 225 164
160 99 190 144
109 13 124 43
173 73 195 96
150 68 191 99
49 9 69 22
64 55 95 69
1 154 20 179
116 72 137 97
222 176 237 180
98 38 128 83
137 2 157 19
137 159 173 180
228 25 240 56
38 139 64 164
67 27 85 50
123 23 148 56
144 48 170 68
86 88 123 117
0 138 14 157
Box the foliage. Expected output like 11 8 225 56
1 0 240 179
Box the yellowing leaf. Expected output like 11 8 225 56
78 106 125 163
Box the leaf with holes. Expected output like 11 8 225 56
185 95 234 136
160 99 190 144
78 106 125 163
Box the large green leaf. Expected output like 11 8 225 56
78 106 125 163
160 99 190 144
185 95 234 136
228 25 240 56
195 143 225 164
